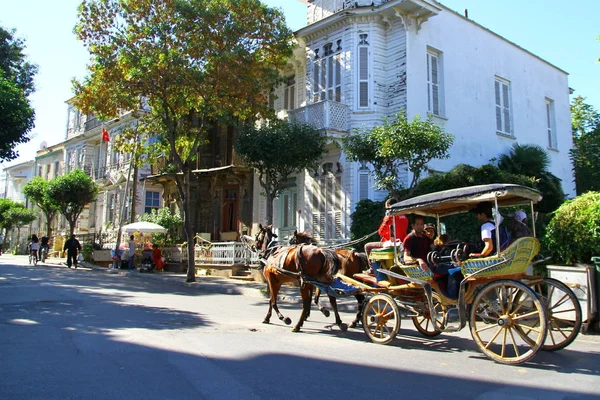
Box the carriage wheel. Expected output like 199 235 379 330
469 280 547 365
412 292 446 337
522 278 582 351
362 294 400 345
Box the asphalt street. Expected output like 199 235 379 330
0 255 599 399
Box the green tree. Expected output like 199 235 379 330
72 0 293 282
342 112 454 197
0 199 36 248
570 97 600 194
235 120 326 224
139 207 182 246
0 27 38 161
497 143 564 214
23 177 60 237
47 170 98 235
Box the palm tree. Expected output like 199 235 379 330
498 143 550 177
497 143 564 213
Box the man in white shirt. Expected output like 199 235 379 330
128 235 136 270
470 202 496 258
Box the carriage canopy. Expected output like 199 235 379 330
387 184 542 218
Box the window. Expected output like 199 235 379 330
145 191 160 214
546 98 557 149
313 40 342 103
38 166 42 177
495 77 512 135
358 34 369 108
427 49 443 116
358 161 369 201
53 161 60 177
311 163 343 241
106 192 117 224
279 178 298 229
284 77 296 111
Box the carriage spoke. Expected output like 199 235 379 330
476 323 499 334
512 310 540 322
550 320 570 340
550 294 571 310
514 323 536 344
509 297 527 316
484 326 504 349
482 298 501 317
551 308 577 315
508 327 521 357
550 317 576 326
514 322 541 334
548 326 557 345
501 328 508 358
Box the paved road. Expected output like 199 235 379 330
1 255 599 399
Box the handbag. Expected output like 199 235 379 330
77 253 84 262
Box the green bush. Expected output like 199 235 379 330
543 192 600 264
349 199 385 250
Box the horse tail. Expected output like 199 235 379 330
322 249 341 278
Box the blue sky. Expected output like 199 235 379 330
1 0 598 167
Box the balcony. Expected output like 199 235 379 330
84 117 102 132
288 100 349 138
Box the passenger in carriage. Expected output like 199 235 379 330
402 216 432 270
364 198 409 256
470 202 512 258
405 216 461 299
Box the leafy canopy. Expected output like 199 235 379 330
0 198 36 233
0 26 38 96
23 177 61 236
343 112 454 196
47 169 98 234
569 97 600 194
139 207 182 246
235 119 326 223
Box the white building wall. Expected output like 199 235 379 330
405 7 574 195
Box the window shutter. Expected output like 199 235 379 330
495 81 503 131
290 85 295 110
359 46 369 108
431 55 439 115
502 83 510 133
359 172 369 200
313 60 320 102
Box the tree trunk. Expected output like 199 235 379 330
44 212 53 238
266 192 275 225
181 167 196 283
130 164 138 223
68 217 75 236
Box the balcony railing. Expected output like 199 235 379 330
84 117 102 132
288 100 349 134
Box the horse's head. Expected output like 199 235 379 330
290 230 318 246
254 224 278 256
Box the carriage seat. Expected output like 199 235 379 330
461 237 540 278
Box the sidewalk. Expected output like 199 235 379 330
39 256 303 303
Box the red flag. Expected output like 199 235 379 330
102 127 110 142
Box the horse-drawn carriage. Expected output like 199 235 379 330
249 184 582 365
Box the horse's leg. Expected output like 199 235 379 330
292 284 313 332
262 270 274 324
313 287 331 318
327 294 348 332
350 293 366 329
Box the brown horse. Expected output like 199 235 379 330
291 231 369 328
254 226 347 332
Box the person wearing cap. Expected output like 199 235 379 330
508 209 532 239
424 223 437 248
364 197 409 256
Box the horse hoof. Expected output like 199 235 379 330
339 323 348 332
292 327 301 333
262 320 270 324
284 317 292 325
322 309 330 318
350 322 358 329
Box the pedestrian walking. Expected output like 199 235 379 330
63 234 82 269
